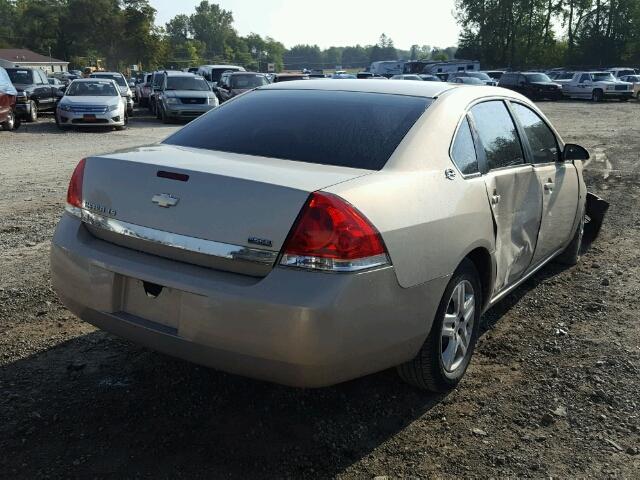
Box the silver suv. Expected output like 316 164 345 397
156 72 219 123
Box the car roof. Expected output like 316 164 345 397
72 78 118 82
165 71 196 77
91 72 123 76
200 65 243 69
259 79 455 98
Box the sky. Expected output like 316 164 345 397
148 0 461 50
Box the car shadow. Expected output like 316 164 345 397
0 330 446 478
0 250 593 478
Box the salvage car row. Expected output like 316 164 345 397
1 62 639 134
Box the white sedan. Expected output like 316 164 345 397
55 79 127 131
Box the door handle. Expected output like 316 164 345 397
491 194 501 205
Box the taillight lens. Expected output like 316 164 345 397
66 158 86 209
280 192 389 272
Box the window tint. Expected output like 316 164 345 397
230 74 269 89
92 73 126 86
499 73 516 86
512 104 559 164
470 101 524 170
579 73 591 82
451 117 479 175
7 69 33 84
164 90 431 170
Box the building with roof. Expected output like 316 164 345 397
0 48 69 73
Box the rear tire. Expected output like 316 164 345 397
397 259 482 392
592 89 604 102
555 213 584 266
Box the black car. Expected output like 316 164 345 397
498 72 563 100
217 72 270 103
5 67 60 122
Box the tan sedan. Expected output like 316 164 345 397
51 80 591 391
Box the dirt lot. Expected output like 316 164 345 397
1 103 639 479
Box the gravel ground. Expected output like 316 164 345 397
0 103 639 479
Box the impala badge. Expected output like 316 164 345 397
152 193 180 208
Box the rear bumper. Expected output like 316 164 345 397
50 214 447 387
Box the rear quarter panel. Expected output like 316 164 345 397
325 88 499 288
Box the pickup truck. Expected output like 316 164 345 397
5 67 60 121
562 71 633 102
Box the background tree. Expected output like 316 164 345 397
0 0 17 48
189 0 234 61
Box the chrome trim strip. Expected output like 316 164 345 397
487 247 563 308
279 253 389 272
65 205 278 266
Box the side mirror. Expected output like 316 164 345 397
563 143 590 161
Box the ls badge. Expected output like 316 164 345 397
152 193 180 208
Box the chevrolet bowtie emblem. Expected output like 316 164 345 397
152 193 180 208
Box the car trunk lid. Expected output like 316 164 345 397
80 144 372 276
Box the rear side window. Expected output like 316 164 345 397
511 103 559 164
165 89 431 170
451 117 479 175
470 101 524 170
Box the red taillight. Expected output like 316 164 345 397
280 192 388 272
66 158 86 208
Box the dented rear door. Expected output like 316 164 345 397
483 166 542 293
469 100 543 295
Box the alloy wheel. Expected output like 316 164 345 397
440 280 475 374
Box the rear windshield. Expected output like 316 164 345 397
525 73 552 83
230 74 269 89
92 74 126 86
209 68 240 83
6 69 33 84
164 89 430 170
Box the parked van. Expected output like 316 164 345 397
404 60 480 76
196 65 246 87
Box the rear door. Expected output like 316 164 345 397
510 102 579 265
469 100 543 294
